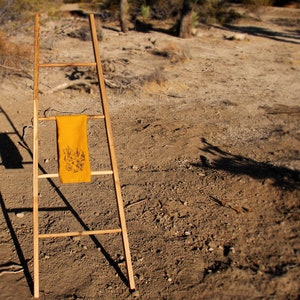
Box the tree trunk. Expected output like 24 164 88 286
120 0 129 33
179 0 193 38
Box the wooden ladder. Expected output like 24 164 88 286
33 13 135 299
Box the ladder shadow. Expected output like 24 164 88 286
0 192 34 294
0 107 129 295
0 105 25 169
42 177 130 288
0 133 23 168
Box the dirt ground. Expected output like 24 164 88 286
0 5 299 300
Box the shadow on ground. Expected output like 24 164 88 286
193 138 300 191
222 24 300 44
0 106 130 296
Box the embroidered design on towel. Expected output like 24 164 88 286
63 146 86 173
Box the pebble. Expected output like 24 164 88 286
131 165 139 171
223 33 248 41
197 172 206 177
136 273 144 281
16 212 25 218
208 241 217 248
264 178 275 185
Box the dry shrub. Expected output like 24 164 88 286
0 31 32 77
241 0 275 20
196 0 241 25
152 42 190 63
0 0 64 25
143 67 166 85
242 0 275 6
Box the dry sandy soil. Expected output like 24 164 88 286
0 5 299 300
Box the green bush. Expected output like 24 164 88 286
141 5 150 20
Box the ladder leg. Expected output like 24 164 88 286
89 14 136 290
33 13 40 299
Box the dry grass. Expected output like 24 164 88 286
152 42 190 63
0 31 32 78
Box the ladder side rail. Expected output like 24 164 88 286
33 13 41 300
89 14 136 291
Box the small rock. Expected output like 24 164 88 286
223 33 248 41
131 165 139 171
208 241 217 248
197 172 206 177
136 273 144 281
264 178 275 185
16 212 25 218
73 236 81 242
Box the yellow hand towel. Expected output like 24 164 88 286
56 115 91 183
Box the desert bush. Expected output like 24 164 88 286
241 0 275 6
0 30 31 77
145 67 166 85
0 0 41 24
141 5 151 19
196 0 241 25
149 0 182 20
240 0 275 20
0 0 68 26
152 42 190 63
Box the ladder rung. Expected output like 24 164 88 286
38 115 105 121
38 228 122 239
38 170 113 179
39 62 96 68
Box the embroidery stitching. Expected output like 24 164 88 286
63 146 86 173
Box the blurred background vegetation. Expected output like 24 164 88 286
0 0 297 77
0 0 297 25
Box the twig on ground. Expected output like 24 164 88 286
0 64 32 79
125 198 147 208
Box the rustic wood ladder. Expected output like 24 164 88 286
33 13 135 299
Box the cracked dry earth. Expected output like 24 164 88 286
0 5 300 300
